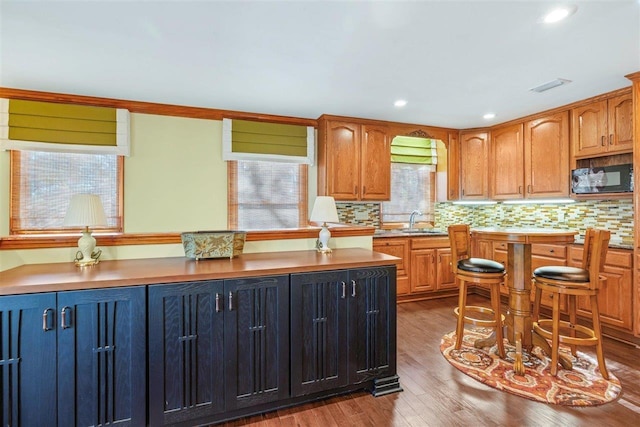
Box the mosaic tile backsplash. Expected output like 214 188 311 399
337 199 633 247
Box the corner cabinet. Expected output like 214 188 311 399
0 287 146 427
317 116 391 201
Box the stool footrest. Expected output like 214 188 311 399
533 319 599 346
454 305 505 328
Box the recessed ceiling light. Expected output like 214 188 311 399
483 113 496 120
543 5 577 23
394 99 407 107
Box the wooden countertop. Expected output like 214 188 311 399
0 248 400 296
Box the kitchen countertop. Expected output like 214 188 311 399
373 228 633 250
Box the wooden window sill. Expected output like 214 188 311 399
0 225 375 250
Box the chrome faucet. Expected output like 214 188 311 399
409 210 423 229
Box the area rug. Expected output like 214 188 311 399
440 328 621 406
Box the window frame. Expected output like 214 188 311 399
227 160 308 230
9 150 124 235
380 162 436 228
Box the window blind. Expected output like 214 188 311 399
222 118 314 164
390 136 439 165
0 98 130 155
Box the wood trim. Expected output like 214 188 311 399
0 87 317 127
0 225 375 250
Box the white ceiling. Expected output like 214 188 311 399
1 0 639 129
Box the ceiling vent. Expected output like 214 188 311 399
530 78 572 93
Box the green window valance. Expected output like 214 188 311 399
222 118 314 164
390 136 439 165
0 98 130 155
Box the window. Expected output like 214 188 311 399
381 163 435 225
228 160 308 230
10 150 123 234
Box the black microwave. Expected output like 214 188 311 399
571 164 633 194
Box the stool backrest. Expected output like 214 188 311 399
582 228 611 290
448 224 471 274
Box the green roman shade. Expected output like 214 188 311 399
222 118 314 164
0 98 130 155
390 136 439 165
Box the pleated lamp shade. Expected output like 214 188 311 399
63 194 107 227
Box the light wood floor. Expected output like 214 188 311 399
218 295 640 426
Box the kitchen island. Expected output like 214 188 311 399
0 248 401 427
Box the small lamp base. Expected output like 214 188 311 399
316 223 333 253
75 258 100 267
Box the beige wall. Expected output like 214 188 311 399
0 113 368 271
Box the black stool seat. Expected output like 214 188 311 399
534 266 589 282
458 258 505 274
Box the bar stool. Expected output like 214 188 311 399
448 224 506 358
532 228 610 379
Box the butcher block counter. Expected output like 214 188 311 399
0 247 400 295
0 248 401 426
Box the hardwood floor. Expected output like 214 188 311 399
217 295 640 426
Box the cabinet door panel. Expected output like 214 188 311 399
148 281 225 426
491 123 524 199
436 248 456 290
57 287 146 427
571 100 607 158
373 239 410 296
0 293 57 427
411 249 436 293
361 125 390 200
460 132 489 199
224 276 289 410
525 111 569 198
326 122 361 200
608 94 634 153
349 267 395 384
290 270 349 396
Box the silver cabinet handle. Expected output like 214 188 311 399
61 306 72 329
341 281 346 299
215 293 221 312
351 280 356 297
42 308 54 331
228 291 233 311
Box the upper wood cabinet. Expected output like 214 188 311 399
317 117 391 201
524 111 570 198
447 132 460 200
490 123 524 200
460 131 489 199
571 92 633 159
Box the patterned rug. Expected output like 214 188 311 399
440 328 622 406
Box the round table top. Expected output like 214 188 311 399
471 227 578 244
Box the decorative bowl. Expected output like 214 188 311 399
181 231 246 260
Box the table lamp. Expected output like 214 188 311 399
310 196 339 253
63 194 107 266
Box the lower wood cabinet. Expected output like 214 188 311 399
290 267 397 397
0 287 147 427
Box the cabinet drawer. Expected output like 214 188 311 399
532 244 566 259
410 236 449 250
493 241 508 251
569 245 632 268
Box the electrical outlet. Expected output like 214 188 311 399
557 210 565 222
355 211 369 220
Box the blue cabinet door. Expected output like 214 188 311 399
0 293 57 427
224 275 289 411
57 287 146 427
290 270 349 396
348 267 397 385
148 280 225 426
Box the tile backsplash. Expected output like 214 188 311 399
337 199 633 246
